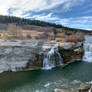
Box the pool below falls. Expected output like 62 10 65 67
0 61 92 92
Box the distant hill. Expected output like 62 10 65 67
0 15 91 33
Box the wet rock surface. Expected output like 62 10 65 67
78 84 91 92
54 84 92 92
42 41 83 64
59 42 83 64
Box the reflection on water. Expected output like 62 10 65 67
0 61 92 92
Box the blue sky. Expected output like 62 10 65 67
0 0 92 30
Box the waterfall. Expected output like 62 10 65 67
42 44 63 70
83 36 92 62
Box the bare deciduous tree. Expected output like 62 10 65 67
8 24 23 40
8 24 17 38
16 26 23 40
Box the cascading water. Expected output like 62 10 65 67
42 44 63 70
83 36 92 62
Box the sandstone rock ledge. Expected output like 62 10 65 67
42 41 84 67
58 42 83 64
0 40 84 73
0 40 43 73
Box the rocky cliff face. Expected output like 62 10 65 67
0 40 43 73
0 40 84 73
58 42 83 64
42 41 83 65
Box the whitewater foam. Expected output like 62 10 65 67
83 36 92 62
42 44 63 70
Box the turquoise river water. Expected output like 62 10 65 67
0 61 92 92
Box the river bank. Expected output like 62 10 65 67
0 39 84 73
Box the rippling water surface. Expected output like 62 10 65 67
0 61 92 92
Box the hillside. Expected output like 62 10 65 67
0 15 91 33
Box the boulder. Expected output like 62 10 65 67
54 88 77 92
88 87 92 92
78 84 91 92
54 89 66 92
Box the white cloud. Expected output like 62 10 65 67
9 0 68 17
57 16 92 24
0 0 85 17
56 16 92 30
0 0 15 15
28 13 59 21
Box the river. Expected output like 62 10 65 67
0 61 92 92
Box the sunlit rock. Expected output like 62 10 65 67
0 40 42 73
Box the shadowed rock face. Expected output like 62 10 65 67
59 47 83 64
42 41 83 65
58 42 83 64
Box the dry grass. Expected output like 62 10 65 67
55 38 65 42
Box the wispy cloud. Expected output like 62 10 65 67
27 13 59 22
56 16 92 30
0 0 85 17
8 0 67 17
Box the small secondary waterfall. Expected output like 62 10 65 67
42 44 63 70
83 36 92 62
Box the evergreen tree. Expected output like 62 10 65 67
53 28 58 40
